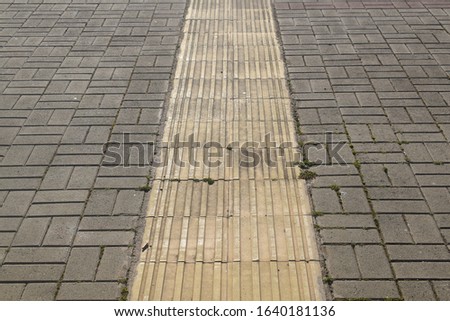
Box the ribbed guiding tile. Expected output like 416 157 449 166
138 214 316 263
165 98 294 122
161 120 299 145
153 147 300 181
131 0 324 301
137 180 319 262
132 261 323 301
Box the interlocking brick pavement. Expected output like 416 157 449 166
0 0 187 300
274 0 450 300
2 0 450 301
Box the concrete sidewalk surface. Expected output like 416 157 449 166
274 0 450 300
0 0 449 300
0 0 188 300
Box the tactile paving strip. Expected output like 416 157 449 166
131 0 325 301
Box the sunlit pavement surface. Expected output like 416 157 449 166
274 0 450 300
131 0 324 301
0 0 188 300
0 0 450 300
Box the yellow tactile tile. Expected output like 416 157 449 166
132 261 323 301
131 0 325 301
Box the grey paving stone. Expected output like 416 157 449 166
74 231 135 246
61 126 89 143
314 175 363 188
405 215 444 244
399 281 436 301
27 145 56 165
387 245 450 261
435 214 450 228
48 110 75 126
5 247 70 264
21 283 58 301
43 217 79 246
96 247 132 281
28 203 85 216
33 190 89 203
354 245 392 279
360 164 390 186
384 164 418 187
113 190 144 215
12 217 50 246
0 265 64 282
0 248 7 264
64 248 100 281
40 167 72 190
0 217 21 231
324 245 360 279
442 229 450 244
422 188 450 214
332 281 400 300
372 200 429 214
311 189 342 213
95 177 148 189
378 215 413 244
367 187 423 201
57 282 121 301
393 262 450 279
0 177 41 191
321 229 380 245
79 216 138 231
316 215 375 229
340 188 371 213
0 284 25 301
0 127 20 145
84 126 111 144
433 281 450 301
0 233 14 247
67 166 98 189
402 143 433 163
84 190 118 215
0 191 35 216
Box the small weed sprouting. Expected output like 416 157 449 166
120 287 129 301
118 278 128 285
139 185 151 192
202 177 215 185
330 184 340 192
299 170 317 181
323 275 334 285
299 159 316 169
295 124 303 136
139 174 151 192
312 211 323 217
